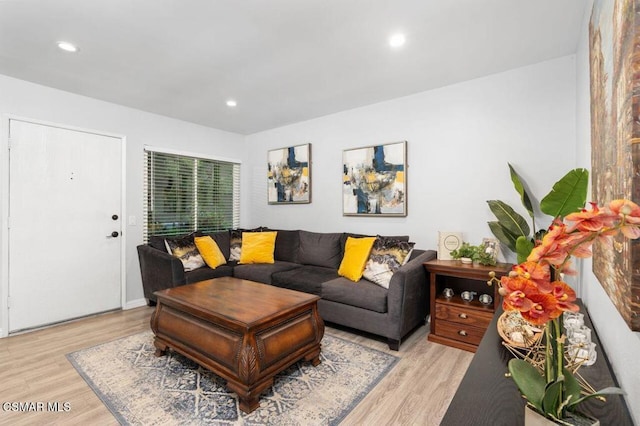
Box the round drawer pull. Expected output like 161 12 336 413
458 330 468 336
458 313 468 319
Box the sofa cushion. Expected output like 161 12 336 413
184 264 234 284
321 277 388 313
363 237 415 288
338 236 376 282
233 261 301 284
194 236 227 269
274 229 300 263
239 231 277 264
298 231 343 269
340 233 409 251
164 233 205 272
271 265 340 295
205 231 231 261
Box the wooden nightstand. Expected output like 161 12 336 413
423 259 512 352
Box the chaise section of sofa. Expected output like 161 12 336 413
136 228 436 349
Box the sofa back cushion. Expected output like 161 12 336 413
298 231 343 269
273 229 300 263
199 230 230 260
340 233 409 252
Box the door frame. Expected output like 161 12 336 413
0 114 127 337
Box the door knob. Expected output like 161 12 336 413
107 231 119 238
112 214 119 220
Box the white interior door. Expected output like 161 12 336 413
8 119 122 332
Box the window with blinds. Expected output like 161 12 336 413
143 149 240 243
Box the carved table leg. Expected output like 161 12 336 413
304 346 322 366
227 378 273 414
153 338 168 357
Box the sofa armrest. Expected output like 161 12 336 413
137 244 186 302
387 249 437 337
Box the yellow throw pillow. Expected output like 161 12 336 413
239 231 277 264
338 236 376 282
194 236 227 269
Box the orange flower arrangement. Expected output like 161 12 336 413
495 199 640 421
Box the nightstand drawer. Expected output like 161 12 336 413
435 320 486 346
435 303 493 328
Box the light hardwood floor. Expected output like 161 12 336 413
0 307 473 425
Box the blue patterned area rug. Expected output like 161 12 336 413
67 331 398 425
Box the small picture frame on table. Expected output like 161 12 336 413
481 238 500 263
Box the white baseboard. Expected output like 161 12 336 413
124 298 148 310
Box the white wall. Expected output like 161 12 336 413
0 74 244 333
244 56 578 262
575 0 640 421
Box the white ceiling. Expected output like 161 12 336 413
0 0 587 135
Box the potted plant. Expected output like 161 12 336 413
487 164 638 424
475 247 497 266
449 242 478 264
450 242 497 266
486 164 588 263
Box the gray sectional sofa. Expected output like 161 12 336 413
137 229 436 350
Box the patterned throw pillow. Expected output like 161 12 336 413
164 233 205 272
229 229 243 261
362 237 415 288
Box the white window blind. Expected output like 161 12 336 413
143 149 240 243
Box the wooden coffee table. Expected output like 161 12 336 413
150 277 325 413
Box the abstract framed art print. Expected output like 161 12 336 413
268 143 311 204
342 141 407 216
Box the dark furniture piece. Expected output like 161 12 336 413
440 301 634 426
423 260 512 352
138 229 436 350
151 277 325 413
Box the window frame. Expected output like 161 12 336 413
143 146 241 243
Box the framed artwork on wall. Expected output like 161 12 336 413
589 0 640 331
267 143 311 204
342 141 407 216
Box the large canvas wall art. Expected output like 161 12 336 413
589 0 640 331
268 143 311 204
342 141 406 216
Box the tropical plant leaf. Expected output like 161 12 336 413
487 200 531 238
509 163 534 220
508 359 545 411
515 236 534 264
568 386 626 408
542 378 563 418
540 169 589 219
488 221 518 252
562 368 582 409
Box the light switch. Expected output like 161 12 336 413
128 215 137 226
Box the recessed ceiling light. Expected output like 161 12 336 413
389 33 406 48
226 99 237 107
57 41 78 52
